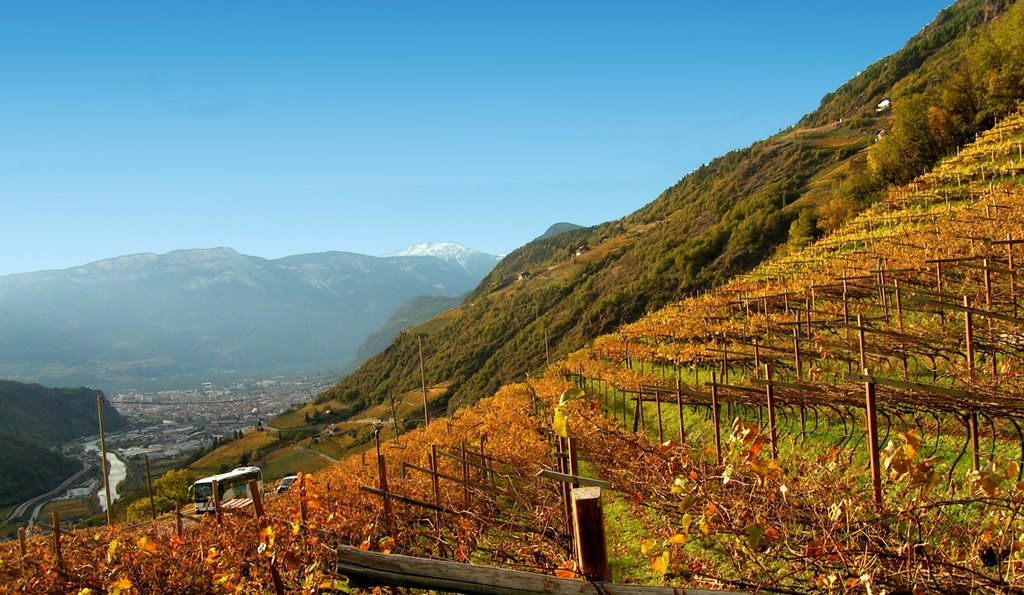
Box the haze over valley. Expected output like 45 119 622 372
0 242 500 390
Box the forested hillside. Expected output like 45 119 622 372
0 381 127 446
320 0 1024 414
0 433 80 509
0 381 123 509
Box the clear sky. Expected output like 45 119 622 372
0 1 952 276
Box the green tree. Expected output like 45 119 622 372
869 95 942 185
126 468 194 521
787 209 819 250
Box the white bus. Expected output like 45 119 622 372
191 466 264 513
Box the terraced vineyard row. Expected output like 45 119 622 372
547 109 1024 591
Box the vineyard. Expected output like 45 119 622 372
7 113 1024 593
553 109 1024 592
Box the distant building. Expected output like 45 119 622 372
516 271 532 281
876 98 891 112
574 246 590 258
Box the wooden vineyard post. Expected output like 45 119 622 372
249 479 266 525
249 481 285 595
51 510 62 569
675 378 685 444
857 314 867 372
965 296 975 384
478 435 487 484
430 445 441 507
710 371 722 466
793 327 802 382
753 337 761 378
764 364 778 461
969 412 981 472
895 279 908 381
620 388 627 427
863 370 882 508
556 438 573 552
1008 235 1018 317
571 487 611 582
430 444 443 554
213 480 223 527
176 504 183 538
145 454 157 521
632 386 642 434
567 437 580 484
655 388 664 444
378 454 393 534
877 257 888 320
843 273 852 373
18 527 26 564
984 259 997 379
808 286 815 337
460 442 471 509
637 384 646 434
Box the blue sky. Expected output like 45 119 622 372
0 1 952 275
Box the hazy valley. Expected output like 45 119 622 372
0 243 499 390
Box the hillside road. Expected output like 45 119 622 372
7 463 93 524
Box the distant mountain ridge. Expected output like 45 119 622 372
535 222 583 242
384 242 502 279
0 245 499 389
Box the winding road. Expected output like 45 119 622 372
6 463 93 524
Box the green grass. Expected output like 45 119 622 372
272 399 346 429
260 446 331 480
602 489 663 584
42 497 97 522
190 429 278 476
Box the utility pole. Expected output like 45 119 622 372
389 392 400 444
418 335 430 426
97 395 112 526
544 327 550 367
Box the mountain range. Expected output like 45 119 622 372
0 244 500 389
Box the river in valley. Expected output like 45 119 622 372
84 440 128 511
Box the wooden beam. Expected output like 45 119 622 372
537 470 614 490
359 485 456 515
401 460 493 491
336 545 749 595
842 372 1024 409
747 377 825 394
907 294 1024 325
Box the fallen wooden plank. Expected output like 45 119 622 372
337 545 749 595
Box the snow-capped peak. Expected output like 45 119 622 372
386 241 472 260
384 242 501 275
